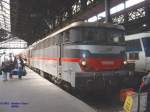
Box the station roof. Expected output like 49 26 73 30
10 0 122 45
0 0 11 42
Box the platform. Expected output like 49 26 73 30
0 67 95 112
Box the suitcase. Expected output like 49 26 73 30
10 68 26 76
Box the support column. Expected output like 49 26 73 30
105 0 112 23
81 0 87 10
123 0 126 9
124 0 129 23
144 0 150 30
67 7 73 20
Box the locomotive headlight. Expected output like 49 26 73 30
81 60 87 66
123 61 128 65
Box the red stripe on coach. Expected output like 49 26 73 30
31 57 80 62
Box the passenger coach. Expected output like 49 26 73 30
125 32 150 73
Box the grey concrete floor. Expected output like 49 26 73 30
0 68 95 112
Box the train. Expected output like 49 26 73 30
21 21 143 93
125 31 150 73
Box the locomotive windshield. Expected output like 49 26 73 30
68 27 125 45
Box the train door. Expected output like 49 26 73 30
142 37 150 72
61 30 74 86
57 34 62 78
126 39 145 72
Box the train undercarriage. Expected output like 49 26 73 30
28 65 145 95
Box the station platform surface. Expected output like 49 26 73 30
0 67 96 112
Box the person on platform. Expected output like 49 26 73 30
13 55 25 79
142 73 150 112
0 52 12 81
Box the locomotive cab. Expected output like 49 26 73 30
68 27 127 71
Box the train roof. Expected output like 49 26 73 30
31 21 125 47
125 31 150 41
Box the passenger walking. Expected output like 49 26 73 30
0 52 12 81
14 56 24 69
13 55 25 79
9 53 15 79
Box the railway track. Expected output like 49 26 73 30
83 95 123 112
69 90 123 112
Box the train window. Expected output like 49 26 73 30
109 31 124 44
142 37 150 57
55 35 58 45
43 40 46 48
38 43 41 49
45 38 50 48
63 31 70 43
69 27 124 44
82 28 106 42
57 34 62 44
49 38 53 45
70 28 104 43
47 38 51 46
70 29 82 43
129 53 139 60
54 37 57 45
40 42 43 49
52 37 56 45
54 35 59 45
126 39 142 51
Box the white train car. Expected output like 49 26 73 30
125 32 150 73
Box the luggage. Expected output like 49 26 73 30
123 92 147 112
10 68 26 76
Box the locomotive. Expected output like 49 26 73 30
22 21 141 92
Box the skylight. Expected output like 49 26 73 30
88 0 145 22
0 0 10 32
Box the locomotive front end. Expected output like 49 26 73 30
67 23 141 92
75 46 137 93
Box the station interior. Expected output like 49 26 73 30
0 0 149 112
